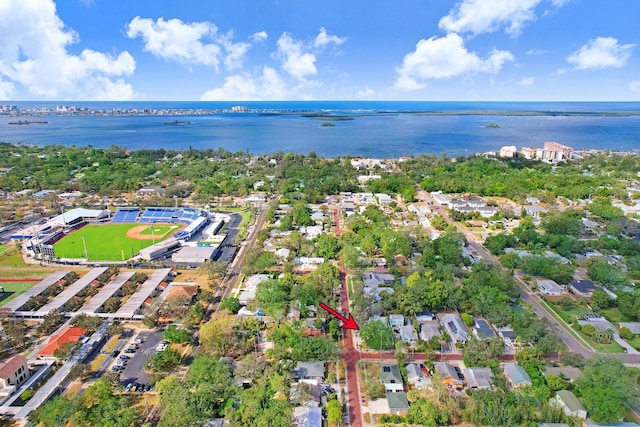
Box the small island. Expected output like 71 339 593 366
321 122 336 127
485 123 500 128
164 120 191 126
8 120 48 125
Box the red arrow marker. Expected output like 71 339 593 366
319 303 359 330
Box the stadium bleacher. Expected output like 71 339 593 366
112 208 140 223
114 207 208 241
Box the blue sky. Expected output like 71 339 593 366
0 0 639 101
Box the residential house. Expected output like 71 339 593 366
298 226 323 240
504 363 532 388
583 423 640 427
463 367 493 389
569 280 597 297
0 355 30 397
442 313 470 343
164 284 199 302
434 362 464 390
537 279 566 296
379 364 404 393
431 192 452 206
420 322 442 342
238 274 269 306
524 205 548 218
245 193 267 204
290 382 321 407
551 390 587 419
389 314 405 328
376 193 394 205
387 392 409 415
293 362 325 385
473 319 496 340
498 328 516 346
405 363 431 390
543 367 584 383
37 326 87 359
398 325 419 347
363 272 395 288
292 406 322 427
415 309 435 322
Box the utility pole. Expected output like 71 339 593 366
82 236 88 260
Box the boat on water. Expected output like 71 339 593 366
8 120 48 125
164 120 191 126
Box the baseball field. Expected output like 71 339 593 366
53 223 181 261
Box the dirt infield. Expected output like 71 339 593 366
126 224 183 240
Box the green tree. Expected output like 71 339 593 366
360 320 394 350
219 297 241 314
163 325 192 344
590 288 612 310
575 356 638 422
327 399 343 425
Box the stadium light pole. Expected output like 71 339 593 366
150 226 156 245
82 236 88 260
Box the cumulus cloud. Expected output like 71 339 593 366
566 37 634 70
518 76 535 86
200 67 287 100
275 28 345 82
0 0 135 99
126 17 252 71
277 33 318 81
439 0 542 36
395 33 513 90
314 27 347 49
251 31 268 43
439 0 567 36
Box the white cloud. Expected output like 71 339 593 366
251 31 268 43
518 76 535 86
0 78 16 99
126 17 252 71
277 33 318 81
0 0 135 99
439 0 542 36
630 81 640 93
314 27 347 49
566 37 634 70
395 33 514 90
526 49 549 55
200 67 287 101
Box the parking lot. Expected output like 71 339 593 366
106 330 164 387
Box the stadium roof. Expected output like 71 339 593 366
34 267 107 316
48 208 109 226
115 268 172 319
74 271 134 315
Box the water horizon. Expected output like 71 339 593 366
1 101 639 157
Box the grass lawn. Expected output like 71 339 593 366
601 307 634 324
545 299 589 324
54 224 173 261
224 207 254 229
626 335 640 351
0 281 41 307
0 245 27 267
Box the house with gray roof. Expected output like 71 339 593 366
293 362 325 385
503 363 532 388
551 390 587 419
543 366 584 383
463 367 493 389
473 319 495 339
420 322 441 341
379 364 404 393
386 392 409 414
441 313 469 343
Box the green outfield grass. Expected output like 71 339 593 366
0 281 42 307
139 224 179 237
53 224 174 261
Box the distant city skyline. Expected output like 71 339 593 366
1 0 639 101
